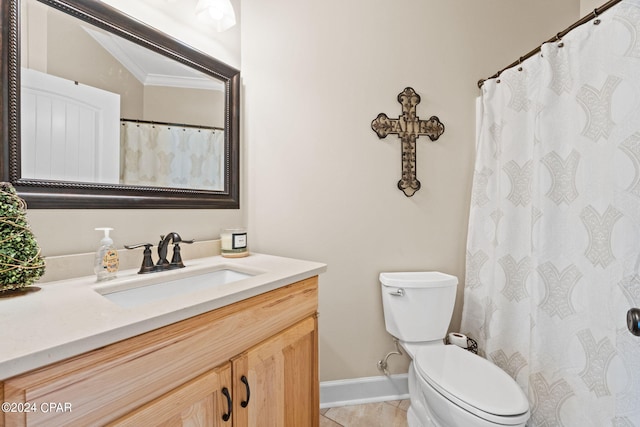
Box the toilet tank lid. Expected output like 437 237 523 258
379 272 458 288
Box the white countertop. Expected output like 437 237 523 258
0 253 326 380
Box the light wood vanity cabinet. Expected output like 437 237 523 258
1 277 319 427
110 362 233 426
231 317 317 426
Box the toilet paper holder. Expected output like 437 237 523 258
446 332 478 354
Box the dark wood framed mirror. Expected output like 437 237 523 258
0 0 240 208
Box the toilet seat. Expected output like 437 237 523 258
414 345 529 425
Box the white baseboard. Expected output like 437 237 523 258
320 374 409 409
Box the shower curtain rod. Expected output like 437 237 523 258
120 118 223 131
477 0 622 89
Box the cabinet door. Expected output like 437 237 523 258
233 316 318 427
108 363 233 427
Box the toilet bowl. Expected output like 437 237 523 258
380 272 530 427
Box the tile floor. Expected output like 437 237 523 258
320 400 410 427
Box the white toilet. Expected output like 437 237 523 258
380 272 530 427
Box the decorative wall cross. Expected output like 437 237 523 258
371 87 445 197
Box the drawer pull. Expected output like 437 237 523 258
240 375 251 407
221 387 232 421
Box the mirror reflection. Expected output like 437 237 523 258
20 0 226 191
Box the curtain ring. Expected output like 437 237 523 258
556 32 564 48
517 57 523 72
593 8 601 25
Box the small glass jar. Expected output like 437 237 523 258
220 228 249 258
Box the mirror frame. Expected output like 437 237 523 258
0 0 240 208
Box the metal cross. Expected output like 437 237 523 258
371 87 445 197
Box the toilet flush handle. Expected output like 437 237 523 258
389 288 405 297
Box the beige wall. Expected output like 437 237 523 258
143 86 225 128
242 0 580 381
37 5 225 126
46 9 144 118
26 209 244 258
21 0 47 72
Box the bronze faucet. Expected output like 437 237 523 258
125 232 194 274
156 232 194 270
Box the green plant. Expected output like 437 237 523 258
0 182 45 292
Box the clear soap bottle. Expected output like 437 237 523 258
95 227 119 282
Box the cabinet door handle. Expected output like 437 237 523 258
240 375 251 408
221 387 232 422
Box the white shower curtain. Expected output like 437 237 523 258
461 1 640 425
120 121 225 191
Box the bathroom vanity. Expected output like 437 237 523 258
0 253 325 426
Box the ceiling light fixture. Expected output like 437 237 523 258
195 0 236 32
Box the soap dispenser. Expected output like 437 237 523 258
95 227 119 282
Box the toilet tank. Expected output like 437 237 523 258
380 272 458 343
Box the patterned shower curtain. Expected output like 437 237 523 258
461 1 640 425
120 121 225 191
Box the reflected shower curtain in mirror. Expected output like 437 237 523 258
461 1 640 425
120 121 224 191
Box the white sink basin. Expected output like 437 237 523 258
95 268 254 308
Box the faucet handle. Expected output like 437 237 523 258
168 238 195 270
125 243 153 250
169 243 185 269
162 233 195 245
125 243 155 274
